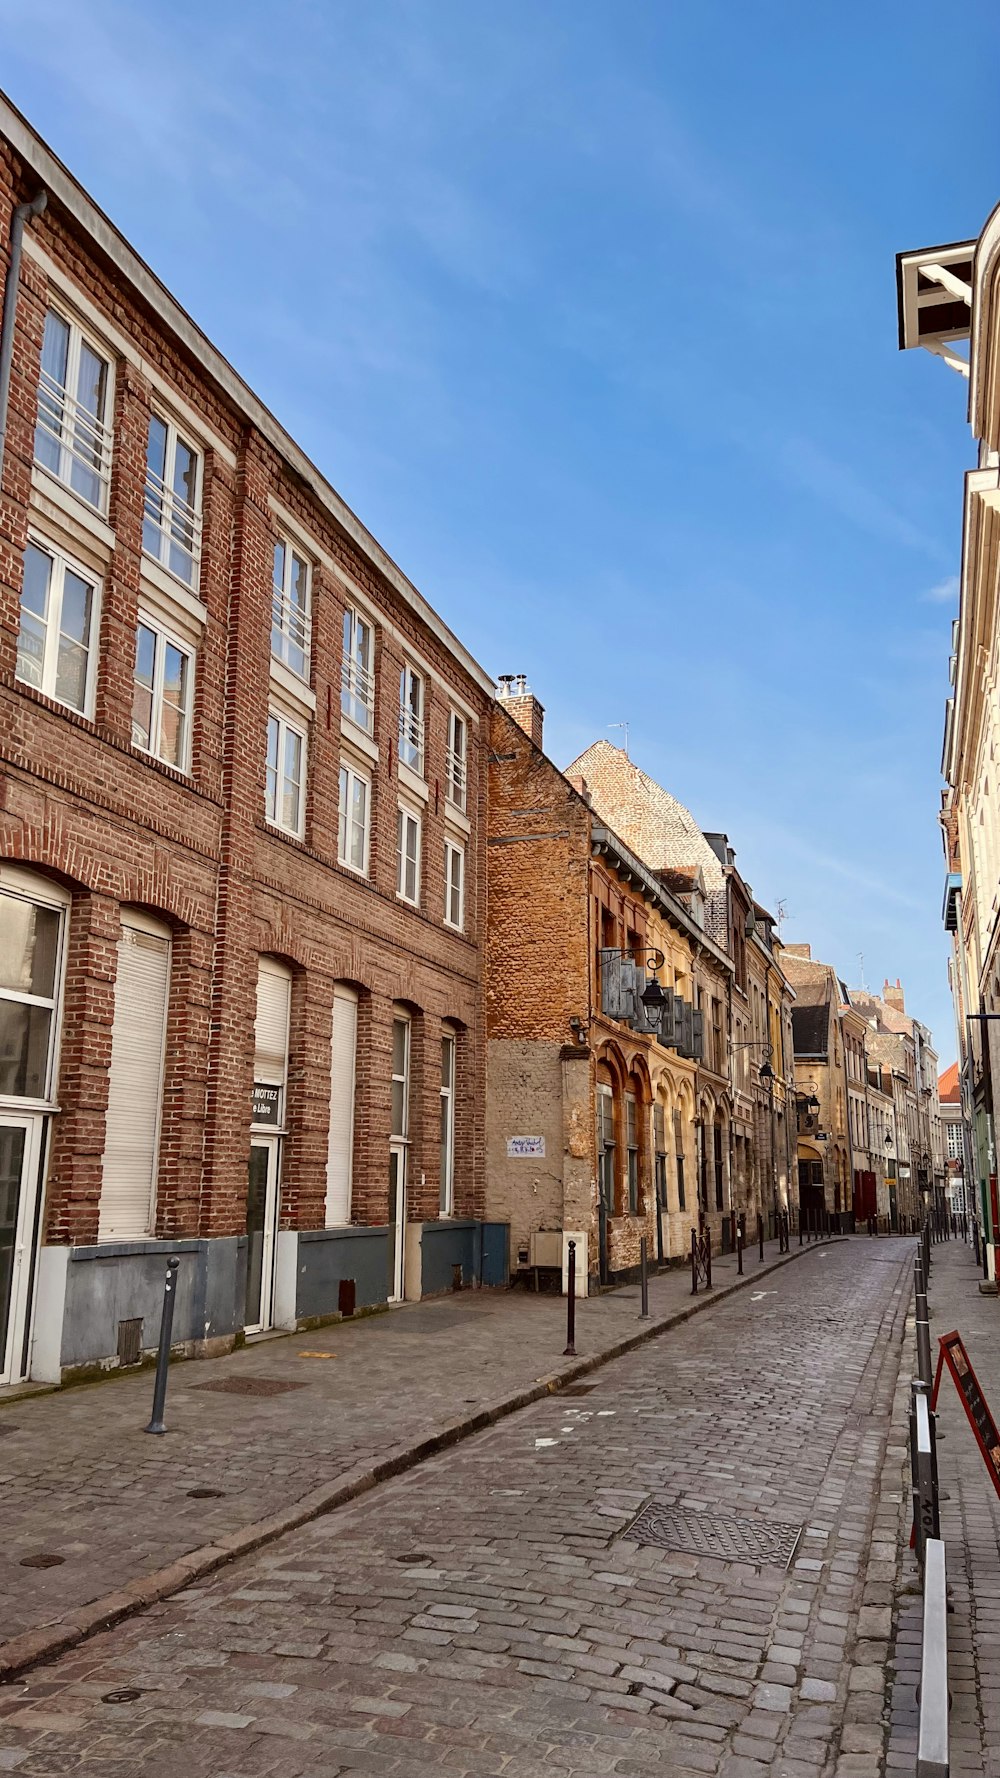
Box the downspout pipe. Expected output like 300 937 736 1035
0 188 47 485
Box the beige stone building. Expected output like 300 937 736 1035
565 742 795 1237
486 685 732 1287
897 220 1000 1264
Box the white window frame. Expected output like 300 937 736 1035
34 304 113 514
266 710 307 839
142 411 203 589
444 838 465 931
132 612 194 774
391 1010 411 1141
440 1030 456 1216
397 805 422 906
399 663 424 776
271 536 312 680
0 868 71 1110
342 607 375 734
16 535 100 718
338 761 371 876
446 709 467 811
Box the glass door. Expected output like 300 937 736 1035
0 1114 40 1386
245 1138 280 1332
388 1144 406 1301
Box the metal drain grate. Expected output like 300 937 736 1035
192 1376 306 1397
624 1503 803 1570
561 1383 596 1397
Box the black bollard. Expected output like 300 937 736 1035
758 1212 764 1262
737 1223 743 1275
691 1227 698 1296
145 1256 181 1435
705 1227 712 1289
563 1239 577 1356
639 1235 649 1320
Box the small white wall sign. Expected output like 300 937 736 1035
507 1136 545 1158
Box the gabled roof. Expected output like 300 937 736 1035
938 1061 960 1103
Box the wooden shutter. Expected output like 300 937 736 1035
255 960 291 1085
99 913 170 1242
600 949 624 1017
325 986 357 1226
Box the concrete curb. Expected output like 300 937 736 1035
0 1236 844 1682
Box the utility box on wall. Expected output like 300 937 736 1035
562 1230 588 1296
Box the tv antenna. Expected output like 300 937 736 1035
608 721 630 757
775 898 788 936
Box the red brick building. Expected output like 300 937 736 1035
0 95 498 1386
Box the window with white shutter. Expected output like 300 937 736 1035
99 911 171 1243
254 959 291 1126
325 985 357 1226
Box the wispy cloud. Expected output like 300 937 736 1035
921 574 959 605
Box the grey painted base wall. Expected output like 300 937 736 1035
61 1237 243 1369
296 1225 390 1318
48 1218 512 1374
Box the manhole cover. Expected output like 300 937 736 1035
624 1503 803 1570
561 1383 595 1397
192 1376 306 1397
19 1553 65 1569
102 1688 143 1704
395 1552 431 1564
186 1487 226 1499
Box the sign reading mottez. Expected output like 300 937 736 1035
251 1082 281 1127
933 1330 1000 1499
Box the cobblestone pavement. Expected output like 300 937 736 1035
0 1238 913 1776
885 1235 1000 1778
0 1236 801 1650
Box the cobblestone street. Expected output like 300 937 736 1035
0 1235 798 1660
0 1238 913 1776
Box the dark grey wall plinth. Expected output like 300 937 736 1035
61 1237 243 1368
295 1225 390 1319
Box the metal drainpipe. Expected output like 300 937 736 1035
0 188 48 486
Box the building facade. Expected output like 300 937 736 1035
0 97 498 1386
897 218 1000 1268
486 687 735 1286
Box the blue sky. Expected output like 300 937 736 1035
2 0 997 1062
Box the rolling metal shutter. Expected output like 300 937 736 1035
98 913 170 1243
325 986 357 1226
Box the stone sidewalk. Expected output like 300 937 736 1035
0 1238 913 1778
884 1235 1000 1778
0 1231 827 1676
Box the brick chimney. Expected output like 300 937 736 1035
496 674 544 750
883 977 905 1013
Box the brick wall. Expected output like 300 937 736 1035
0 128 489 1272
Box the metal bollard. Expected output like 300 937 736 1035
758 1213 764 1262
914 1258 933 1389
639 1235 649 1320
691 1228 698 1295
563 1239 577 1356
705 1227 712 1289
144 1256 181 1435
737 1223 743 1274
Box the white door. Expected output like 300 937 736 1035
245 1137 280 1332
388 1143 406 1301
0 1113 42 1385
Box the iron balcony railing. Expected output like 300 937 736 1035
35 368 112 511
271 580 311 679
398 704 424 774
341 656 375 733
143 465 202 587
445 744 467 810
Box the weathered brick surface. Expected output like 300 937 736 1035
0 133 490 1275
